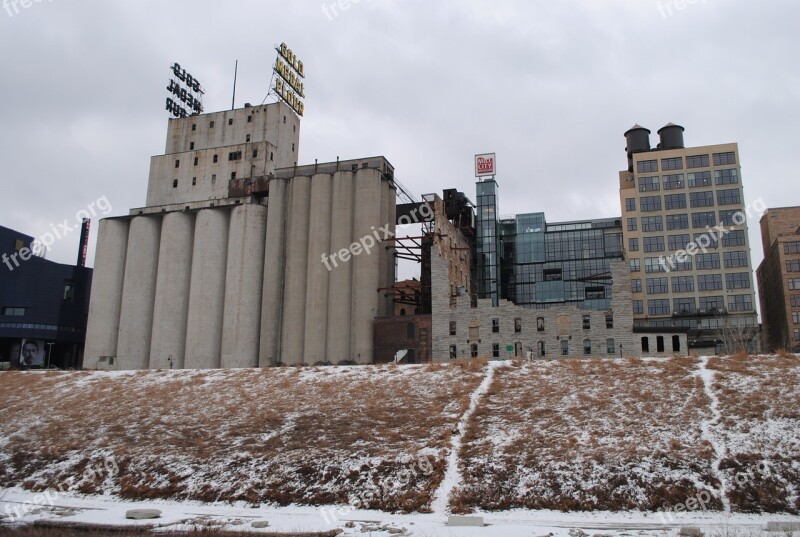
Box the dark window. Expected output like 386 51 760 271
724 251 749 268
583 339 592 355
698 274 723 291
192 177 197 186
606 315 614 329
661 157 683 171
641 337 650 353
471 343 478 358
686 155 709 168
713 152 736 166
668 234 691 251
657 336 665 353
630 259 641 272
228 151 242 161
583 315 590 329
663 174 685 190
537 317 544 332
672 335 681 352
690 191 715 208
644 236 665 253
726 272 751 289
561 339 569 356
637 160 658 173
492 318 499 333
449 345 457 359
538 341 546 356
209 120 215 128
449 321 456 335
625 198 636 211
665 193 687 210
638 176 660 192
687 171 712 188
175 159 180 168
696 253 721 270
211 174 216 184
722 229 746 247
728 295 753 312
231 172 236 180
648 299 670 315
492 343 500 358
632 279 642 293
213 154 218 163
672 276 695 293
718 210 743 226
633 300 644 314
788 260 800 273
784 241 800 254
253 149 258 158
674 297 696 314
714 169 739 185
717 188 741 206
193 157 198 166
646 277 669 294
640 195 662 212
247 115 253 123
246 134 251 142
641 216 663 232
191 123 196 131
629 238 639 252
692 212 716 228
514 318 521 333
172 179 178 188
700 296 725 312
228 118 233 126
666 214 689 230
270 152 274 161
190 142 195 150
607 338 616 354
627 217 638 231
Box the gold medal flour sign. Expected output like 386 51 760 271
273 43 305 116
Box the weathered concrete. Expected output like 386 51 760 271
326 171 355 364
303 173 333 363
281 175 311 364
259 177 288 366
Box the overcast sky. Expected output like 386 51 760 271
1 0 798 291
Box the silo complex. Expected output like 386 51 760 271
84 102 397 369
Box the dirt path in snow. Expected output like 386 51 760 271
430 360 500 515
694 355 731 512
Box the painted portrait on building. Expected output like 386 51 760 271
12 339 45 367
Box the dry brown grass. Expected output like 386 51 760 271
0 525 341 537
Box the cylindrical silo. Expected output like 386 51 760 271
185 208 229 369
326 171 355 364
624 124 651 172
259 178 288 367
378 178 389 318
303 173 333 364
116 215 161 370
149 211 195 369
350 168 382 364
280 175 311 364
221 203 268 368
83 218 130 369
385 182 397 315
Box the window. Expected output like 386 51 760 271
648 299 670 315
172 179 178 188
492 318 499 333
661 157 683 171
228 151 242 161
631 279 642 293
672 276 695 293
663 174 685 190
724 251 748 268
690 191 715 208
714 169 739 185
728 295 753 312
787 260 800 272
641 216 663 232
537 316 545 332
640 195 662 212
449 321 457 336
790 278 800 291
717 188 741 206
722 230 746 247
583 315 591 329
492 343 500 358
657 336 665 353
630 259 641 272
718 210 742 226
638 160 658 173
538 341 546 356
700 296 725 312
795 329 800 342
175 159 180 168
692 212 716 228
2 307 25 316
193 157 198 166
713 152 736 166
784 242 800 255
629 238 639 252
726 273 751 289
667 214 689 230
228 118 233 126
645 257 666 273
633 300 644 314
672 335 681 352
283 115 287 124
253 149 258 158
793 312 800 325
213 154 218 163
583 339 592 355
674 297 696 314
686 154 709 168
471 344 478 358
627 217 638 231
211 174 216 184
209 120 215 128
247 115 253 123
292 143 295 152
665 193 687 210
641 337 650 353
698 274 723 291
606 315 614 329
231 172 236 180
270 152 274 161
790 294 800 307
561 339 569 356
668 234 691 251
607 338 616 354
696 253 721 270
687 171 712 188
190 142 195 150
625 198 636 211
693 232 719 249
450 345 457 359
192 177 197 186
191 123 196 131
646 277 669 294
638 176 660 192
246 134 251 142
514 318 521 333
644 236 665 253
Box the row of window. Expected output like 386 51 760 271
629 189 742 213
174 148 277 170
793 312 800 325
630 252 749 274
788 278 800 290
785 241 800 255
0 322 83 332
629 211 747 232
191 114 294 130
791 294 800 308
633 295 753 315
449 315 615 336
629 230 747 253
632 272 751 294
636 152 735 174
1 307 25 316
636 169 739 192
450 338 622 358
787 260 800 273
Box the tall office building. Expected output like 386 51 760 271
756 206 800 352
475 179 500 306
619 124 758 352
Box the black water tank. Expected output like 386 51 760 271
657 123 685 149
624 124 651 155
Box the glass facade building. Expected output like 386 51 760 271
499 213 624 310
475 180 500 306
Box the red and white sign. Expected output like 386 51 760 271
475 153 496 177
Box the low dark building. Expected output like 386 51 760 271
0 225 92 369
